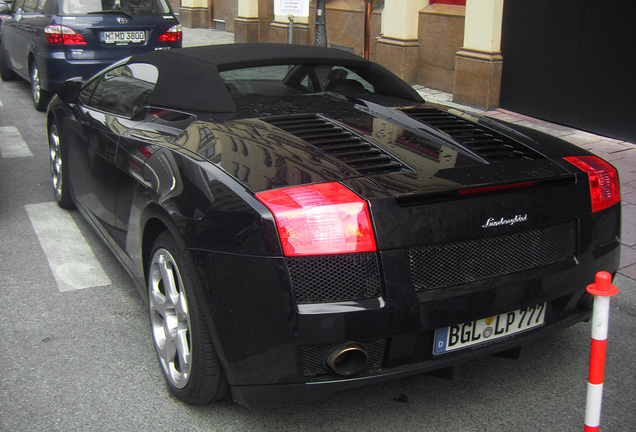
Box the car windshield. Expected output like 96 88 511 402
60 0 170 15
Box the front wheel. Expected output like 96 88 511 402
31 62 51 111
148 232 229 404
49 121 74 209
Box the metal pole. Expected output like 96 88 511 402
288 15 295 44
314 0 327 47
363 0 373 59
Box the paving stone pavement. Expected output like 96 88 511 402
181 27 636 283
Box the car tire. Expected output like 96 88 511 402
0 47 18 81
30 62 51 111
48 121 75 209
148 232 229 405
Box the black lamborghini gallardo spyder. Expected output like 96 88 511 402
46 44 621 408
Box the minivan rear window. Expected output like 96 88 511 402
60 0 171 16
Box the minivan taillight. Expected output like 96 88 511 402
44 25 87 45
564 156 620 212
157 24 182 43
256 182 377 256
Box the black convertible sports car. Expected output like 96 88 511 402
46 44 621 408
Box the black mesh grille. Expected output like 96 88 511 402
286 252 381 303
592 206 620 248
402 107 543 161
263 114 408 175
300 339 386 377
409 220 577 291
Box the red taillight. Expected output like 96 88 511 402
137 145 154 158
564 156 620 212
256 182 377 256
44 25 87 45
157 25 182 43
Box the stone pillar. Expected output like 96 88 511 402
453 0 504 109
417 3 465 93
179 0 210 28
270 11 310 45
376 0 429 84
235 0 260 43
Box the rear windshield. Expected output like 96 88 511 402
59 0 171 15
220 65 376 99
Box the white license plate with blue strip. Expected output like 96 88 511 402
103 31 145 44
434 303 546 354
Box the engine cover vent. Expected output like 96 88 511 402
402 107 543 161
264 114 409 175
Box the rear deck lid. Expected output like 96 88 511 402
263 102 575 203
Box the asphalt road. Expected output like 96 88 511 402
1 76 635 432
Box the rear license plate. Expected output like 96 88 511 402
103 31 145 44
433 303 546 355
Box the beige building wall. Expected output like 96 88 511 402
417 3 465 93
453 0 504 109
179 0 211 28
194 0 507 109
381 0 428 40
376 0 428 84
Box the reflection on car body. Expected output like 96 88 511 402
46 43 621 409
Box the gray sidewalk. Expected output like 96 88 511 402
181 27 636 284
183 27 235 46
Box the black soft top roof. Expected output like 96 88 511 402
128 43 423 113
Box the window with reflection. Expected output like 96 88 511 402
84 63 159 118
60 0 171 15
219 64 375 98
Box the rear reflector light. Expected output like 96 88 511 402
564 156 620 212
460 181 536 195
256 182 377 256
44 25 87 45
157 24 182 43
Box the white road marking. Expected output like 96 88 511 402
25 202 112 291
0 126 33 158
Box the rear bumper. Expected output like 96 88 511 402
43 54 113 90
40 45 180 90
190 203 620 409
192 242 617 409
229 306 592 409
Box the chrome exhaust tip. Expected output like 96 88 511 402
326 344 368 376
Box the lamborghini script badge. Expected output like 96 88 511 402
482 214 528 228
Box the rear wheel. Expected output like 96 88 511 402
148 232 229 404
48 121 74 209
30 62 51 111
0 47 18 81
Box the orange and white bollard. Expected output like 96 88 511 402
584 271 619 432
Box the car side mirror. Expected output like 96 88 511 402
56 77 83 104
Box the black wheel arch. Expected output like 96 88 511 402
140 204 188 277
28 49 49 88
140 203 233 386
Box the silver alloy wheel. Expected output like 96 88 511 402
49 124 63 201
31 64 41 105
149 248 192 389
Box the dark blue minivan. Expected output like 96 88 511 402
0 0 181 110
